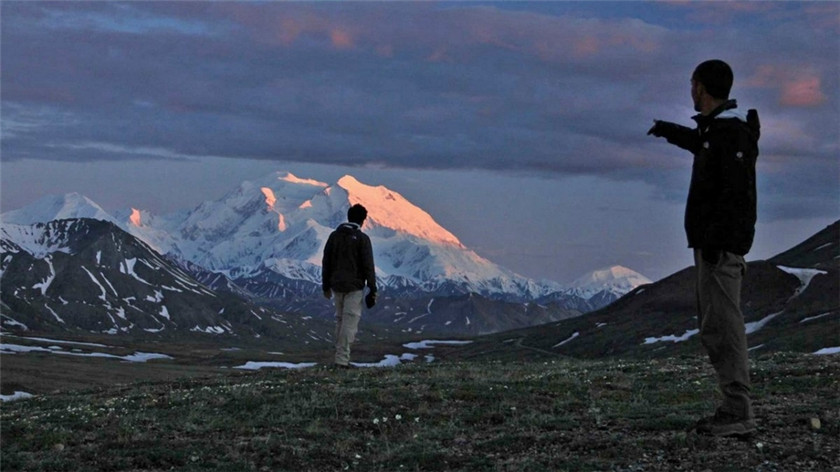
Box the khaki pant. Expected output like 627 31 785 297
694 249 753 420
333 290 363 366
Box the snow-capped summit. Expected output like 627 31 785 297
0 172 648 304
567 265 652 299
336 175 464 248
151 172 555 298
1 193 115 225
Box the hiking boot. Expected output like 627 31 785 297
694 410 756 437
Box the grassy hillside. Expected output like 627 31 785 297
457 261 838 360
2 352 837 471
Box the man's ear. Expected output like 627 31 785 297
692 80 706 98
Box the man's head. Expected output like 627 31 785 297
691 59 733 113
347 204 368 225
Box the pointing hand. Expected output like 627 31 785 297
647 120 680 138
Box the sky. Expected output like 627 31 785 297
1 1 838 284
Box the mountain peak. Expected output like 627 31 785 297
336 174 363 189
279 172 328 188
129 208 143 227
570 265 652 292
1 193 114 225
335 175 463 247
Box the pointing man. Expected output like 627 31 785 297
648 60 760 437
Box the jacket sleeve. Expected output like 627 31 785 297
361 235 377 293
666 126 702 153
655 121 702 153
322 233 334 292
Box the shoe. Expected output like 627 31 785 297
694 410 756 437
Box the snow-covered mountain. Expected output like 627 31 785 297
565 266 652 308
0 216 583 337
0 218 335 342
1 172 648 305
471 220 840 357
1 193 116 225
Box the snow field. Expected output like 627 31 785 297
231 339 474 370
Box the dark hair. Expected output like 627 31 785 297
692 60 733 100
347 204 368 225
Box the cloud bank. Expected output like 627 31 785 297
1 2 837 221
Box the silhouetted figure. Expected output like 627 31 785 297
649 59 760 437
322 204 377 368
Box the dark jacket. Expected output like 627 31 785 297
322 222 377 294
657 100 760 255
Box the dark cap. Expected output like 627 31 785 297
692 60 733 100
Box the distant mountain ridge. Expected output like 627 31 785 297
2 193 116 227
0 218 335 344
454 221 840 358
0 217 584 337
565 265 652 304
1 172 650 306
1 172 657 337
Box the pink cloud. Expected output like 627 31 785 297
745 64 777 88
275 18 304 46
573 36 601 58
330 28 354 50
218 4 360 50
781 76 826 107
746 65 827 108
216 3 666 65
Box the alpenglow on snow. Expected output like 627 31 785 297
1 172 650 302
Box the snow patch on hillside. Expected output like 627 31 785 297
1 391 33 402
643 329 698 344
777 266 827 299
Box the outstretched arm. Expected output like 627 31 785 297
648 120 701 153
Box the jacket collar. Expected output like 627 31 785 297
693 99 739 127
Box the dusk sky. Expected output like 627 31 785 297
1 1 838 284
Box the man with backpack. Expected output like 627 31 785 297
322 203 378 368
648 59 760 437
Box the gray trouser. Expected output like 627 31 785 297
334 290 363 366
694 249 753 420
